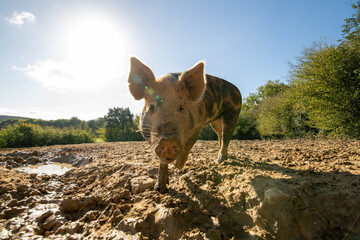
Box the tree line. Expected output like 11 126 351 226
199 1 360 141
1 1 359 147
0 109 142 148
0 117 102 148
235 1 360 140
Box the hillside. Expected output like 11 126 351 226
0 115 29 122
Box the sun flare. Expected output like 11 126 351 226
57 10 128 91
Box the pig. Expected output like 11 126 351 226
128 57 242 193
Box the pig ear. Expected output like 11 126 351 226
128 57 155 100
179 61 206 101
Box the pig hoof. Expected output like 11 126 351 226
217 154 227 164
154 182 168 194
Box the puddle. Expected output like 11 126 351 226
3 152 93 175
16 162 73 175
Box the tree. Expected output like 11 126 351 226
289 41 360 138
256 89 313 139
69 117 82 128
236 80 289 139
342 1 360 41
87 117 105 140
104 107 142 141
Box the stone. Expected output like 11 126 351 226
130 176 156 194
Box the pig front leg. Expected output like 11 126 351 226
154 162 169 193
174 129 202 169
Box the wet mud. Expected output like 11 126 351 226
1 140 360 239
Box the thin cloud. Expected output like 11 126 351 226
0 107 60 120
14 60 83 92
0 107 20 116
6 11 36 25
25 107 61 120
13 59 125 92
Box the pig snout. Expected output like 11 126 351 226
155 136 182 162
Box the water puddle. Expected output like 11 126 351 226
16 162 73 175
5 152 93 175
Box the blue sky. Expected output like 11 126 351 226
0 0 356 120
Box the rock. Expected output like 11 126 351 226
130 176 156 194
16 184 29 193
154 207 175 236
211 216 220 228
27 156 42 165
55 222 83 235
118 189 131 200
6 199 18 207
13 156 25 164
36 210 53 222
43 215 59 231
34 210 63 234
29 189 42 196
256 188 299 239
118 217 144 235
263 188 289 205
3 207 26 219
60 197 80 212
183 228 206 239
81 210 100 222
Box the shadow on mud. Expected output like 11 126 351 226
222 156 360 239
171 177 254 239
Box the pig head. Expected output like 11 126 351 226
128 57 241 193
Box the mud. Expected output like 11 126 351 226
0 140 359 239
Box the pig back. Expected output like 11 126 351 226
201 75 242 125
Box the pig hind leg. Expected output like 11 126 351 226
211 119 228 163
211 111 239 163
210 119 223 149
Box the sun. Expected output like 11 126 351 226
62 13 125 63
57 10 128 90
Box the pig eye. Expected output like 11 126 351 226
149 104 155 112
178 104 185 112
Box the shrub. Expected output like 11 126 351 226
0 123 94 148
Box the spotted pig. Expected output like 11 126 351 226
128 57 242 193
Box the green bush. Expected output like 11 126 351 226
199 125 218 140
232 113 260 140
0 123 94 148
104 107 143 142
290 41 360 139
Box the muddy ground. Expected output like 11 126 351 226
0 139 360 239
